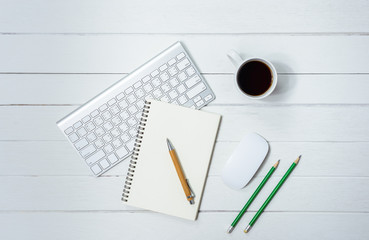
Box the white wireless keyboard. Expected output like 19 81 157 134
57 42 216 176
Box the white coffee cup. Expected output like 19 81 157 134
227 50 277 100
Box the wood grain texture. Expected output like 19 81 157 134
0 212 368 240
1 141 369 177
0 0 368 33
1 105 368 141
1 74 369 104
1 176 368 212
1 35 369 73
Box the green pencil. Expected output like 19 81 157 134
227 160 280 233
244 155 301 233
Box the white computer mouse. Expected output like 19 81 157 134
222 133 269 189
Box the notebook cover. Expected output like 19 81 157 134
122 100 221 220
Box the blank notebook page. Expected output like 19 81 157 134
123 100 221 220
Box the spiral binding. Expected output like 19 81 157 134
121 100 151 202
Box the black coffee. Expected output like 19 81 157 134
237 61 272 96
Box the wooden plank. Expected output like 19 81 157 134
0 0 368 33
0 176 368 212
1 141 369 177
2 74 369 104
0 105 368 141
1 35 369 73
0 212 368 240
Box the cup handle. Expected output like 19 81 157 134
227 50 244 67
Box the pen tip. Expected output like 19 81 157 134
244 225 251 233
294 155 301 164
227 226 234 233
273 159 280 168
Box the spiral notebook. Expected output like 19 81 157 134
121 100 221 220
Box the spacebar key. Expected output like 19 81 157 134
186 82 206 99
86 150 105 165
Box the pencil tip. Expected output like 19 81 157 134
294 155 301 164
273 159 280 168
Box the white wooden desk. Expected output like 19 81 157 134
0 1 368 239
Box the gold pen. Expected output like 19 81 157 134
166 138 195 204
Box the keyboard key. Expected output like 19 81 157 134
120 133 130 142
95 127 105 137
204 94 213 101
168 89 178 99
172 100 179 105
111 128 120 138
177 58 190 70
153 89 163 98
126 138 136 151
186 66 195 76
95 139 104 148
87 132 97 142
136 99 145 109
104 144 114 154
143 83 153 93
185 74 201 88
128 105 138 114
135 89 145 98
77 127 87 137
159 64 168 71
125 87 133 94
178 95 188 104
196 99 204 107
111 116 121 125
82 115 91 123
127 94 137 104
94 116 103 126
136 112 142 120
102 133 113 143
75 138 88 150
177 84 186 94
116 146 129 158
86 122 95 131
169 78 179 87
103 122 113 131
133 81 142 89
80 144 96 158
108 153 119 163
186 82 206 99
160 95 170 103
127 117 137 126
120 111 130 120
177 52 185 60
99 104 108 112
151 69 159 77
91 164 102 174
178 72 187 81
129 128 138 137
161 83 171 93
112 138 123 148
142 76 151 83
102 111 112 120
168 58 176 66
119 123 128 132
100 159 110 169
168 67 178 76
160 72 170 82
68 133 79 143
86 150 105 165
91 110 99 118
108 98 116 106
116 92 124 100
118 100 128 109
193 96 201 103
65 127 73 135
73 121 82 129
152 78 161 87
110 105 120 115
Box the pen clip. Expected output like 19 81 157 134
186 179 195 198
